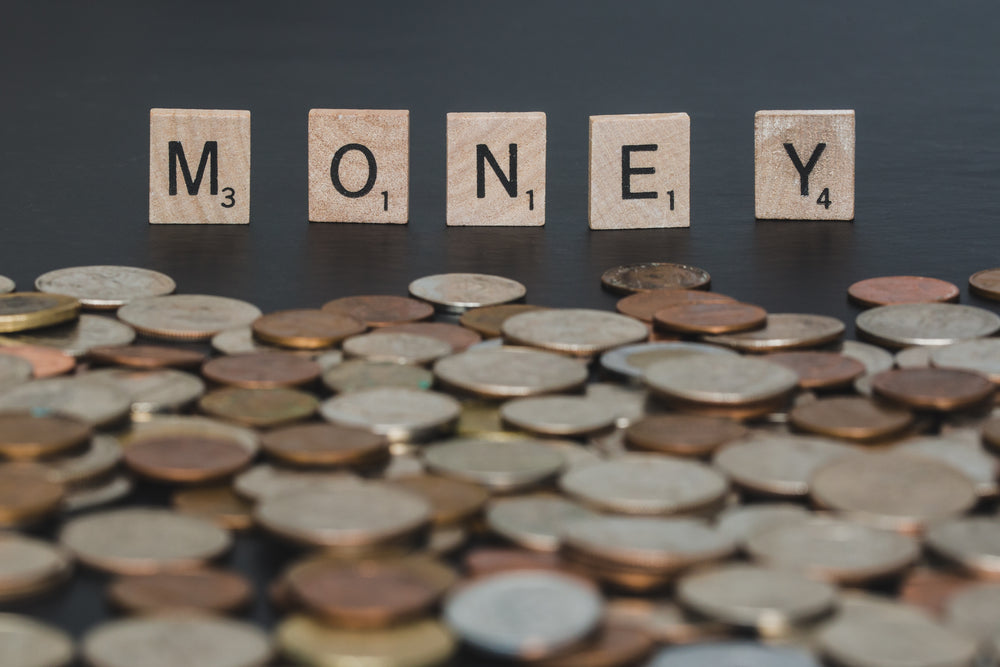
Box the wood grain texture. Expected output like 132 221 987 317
588 113 690 229
149 109 250 225
308 109 409 224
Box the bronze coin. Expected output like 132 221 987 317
600 263 711 295
848 276 961 308
0 345 76 377
898 567 975 617
872 368 995 412
388 475 490 527
459 304 548 338
764 351 867 390
252 309 366 350
374 322 482 352
107 568 252 614
88 344 206 370
124 435 254 484
463 549 567 578
0 464 65 525
653 302 767 335
171 485 254 531
616 289 736 323
970 268 1000 301
624 414 748 457
260 423 389 468
532 622 655 667
0 411 92 461
789 396 914 443
199 386 318 428
321 295 435 328
201 351 321 388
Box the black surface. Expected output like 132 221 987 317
3 0 1000 657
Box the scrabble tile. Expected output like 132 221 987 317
308 109 409 224
755 110 855 221
446 112 545 226
588 113 690 230
149 109 250 224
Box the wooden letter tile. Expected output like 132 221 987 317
308 109 409 224
755 110 855 220
588 113 690 229
446 112 545 226
149 108 250 224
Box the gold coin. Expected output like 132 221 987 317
0 293 80 333
0 464 65 526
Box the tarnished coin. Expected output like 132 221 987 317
900 567 976 617
764 351 866 390
0 314 135 356
644 354 798 406
926 517 1000 579
847 275 960 308
60 507 231 574
124 432 255 484
0 345 75 378
837 340 895 375
856 302 1000 348
0 614 74 667
252 309 365 349
202 351 321 389
969 267 1000 301
788 396 914 442
617 289 735 323
108 568 252 614
409 273 526 313
943 583 1000 643
649 642 820 667
0 376 130 427
172 485 253 531
560 454 727 515
82 616 272 667
88 343 205 370
703 313 845 352
233 464 361 502
600 263 711 295
35 265 176 309
0 276 13 294
434 347 587 398
715 503 811 545
810 452 977 532
893 435 998 497
0 411 91 461
44 433 122 487
500 395 617 437
501 308 648 356
377 321 483 352
444 571 603 660
343 331 452 365
423 438 565 492
531 621 654 667
117 294 262 341
654 302 767 335
464 548 567 578
871 367 994 412
0 533 73 601
0 293 80 333
260 422 389 468
600 341 737 380
0 354 32 391
320 387 460 443
322 359 434 394
84 367 205 417
199 386 318 428
459 304 547 339
486 495 596 552
321 294 435 327
626 414 747 457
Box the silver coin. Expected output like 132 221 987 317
233 464 361 502
600 341 737 380
856 303 1000 348
443 571 603 660
931 338 1000 382
895 345 933 368
703 313 845 352
319 387 460 443
0 354 33 391
409 273 526 313
584 382 652 428
485 495 596 552
837 340 895 375
43 433 122 487
211 327 276 354
82 368 205 418
0 614 74 667
0 534 73 602
322 359 433 394
35 265 176 309
433 346 587 398
745 516 919 584
925 517 1000 578
852 373 875 397
559 454 728 515
648 642 821 667
501 308 648 356
645 355 799 405
715 503 811 545
63 475 133 513
892 435 998 497
117 294 262 341
499 395 618 436
342 332 452 365
423 437 565 492
0 275 14 294
944 584 1000 643
0 314 135 356
541 439 605 470
0 376 131 427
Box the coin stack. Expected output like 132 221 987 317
5 264 1000 666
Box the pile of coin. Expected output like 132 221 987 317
6 263 1000 665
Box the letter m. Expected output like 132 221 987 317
168 141 218 196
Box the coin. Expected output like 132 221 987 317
85 367 205 417
202 351 321 388
604 598 729 646
502 308 648 356
810 452 977 533
617 289 735 323
847 275 960 308
320 387 459 443
926 517 1000 579
837 339 895 375
648 642 821 667
211 327 277 354
172 485 254 531
943 583 1000 643
233 464 361 502
343 331 452 365
856 302 1000 348
0 376 132 427
387 475 489 527
252 309 366 349
645 354 798 408
899 567 976 617
0 411 91 461
600 263 711 295
0 354 32 391
434 347 587 398
0 614 75 667
600 341 736 380
895 345 933 369
464 548 567 578
117 294 262 340
871 368 994 412
107 568 252 614
199 386 318 428
376 321 483 352
0 533 73 601
625 414 748 457
526 621 654 667
88 344 205 370
714 503 811 544
703 313 845 352
408 273 526 313
788 396 914 442
459 304 547 339
764 351 866 390
423 438 565 492
930 338 1000 385
499 395 617 437
0 345 75 378
82 616 272 667
62 474 132 513
0 293 80 333
322 359 433 394
0 314 135 356
892 435 998 497
486 495 596 552
969 268 1000 301
0 276 13 294
560 454 728 515
35 265 176 309
44 433 121 487
321 294 435 327
124 433 255 484
654 302 767 335
260 422 388 468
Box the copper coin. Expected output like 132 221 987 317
969 268 1000 301
0 464 65 525
872 368 995 412
764 351 866 390
898 567 975 617
848 276 961 307
285 556 457 629
788 396 914 442
0 345 75 377
252 309 366 350
532 622 654 667
201 351 321 388
199 386 318 428
0 412 92 461
464 549 567 578
374 321 482 352
123 435 254 484
653 302 767 335
600 263 711 295
88 344 205 370
260 423 389 468
624 414 748 457
982 416 1000 452
616 289 736 323
388 475 490 527
108 568 252 614
171 485 254 531
321 295 435 328
459 304 548 339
